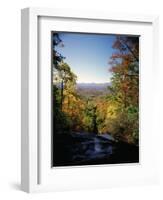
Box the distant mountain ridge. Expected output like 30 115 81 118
77 82 111 90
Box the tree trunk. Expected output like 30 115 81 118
60 80 64 110
92 106 98 134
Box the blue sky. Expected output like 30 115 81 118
55 32 116 83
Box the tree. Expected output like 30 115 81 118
107 36 139 144
52 33 65 68
52 33 85 134
52 33 72 135
54 62 77 110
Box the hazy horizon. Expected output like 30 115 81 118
76 81 110 84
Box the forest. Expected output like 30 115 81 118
52 33 139 166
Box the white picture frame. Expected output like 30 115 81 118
21 7 159 193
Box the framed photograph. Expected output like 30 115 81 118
21 8 159 193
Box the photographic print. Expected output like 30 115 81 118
52 32 139 167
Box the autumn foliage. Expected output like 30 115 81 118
52 34 139 145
